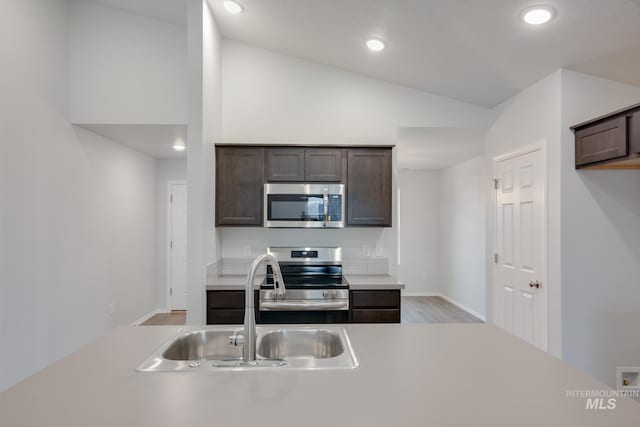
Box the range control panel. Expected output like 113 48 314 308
291 250 318 258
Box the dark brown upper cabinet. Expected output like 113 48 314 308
572 103 640 169
347 148 392 227
266 147 345 182
216 147 264 226
304 148 345 182
266 148 305 181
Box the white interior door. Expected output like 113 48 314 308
495 147 547 351
169 183 187 311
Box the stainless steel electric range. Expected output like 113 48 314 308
258 247 350 324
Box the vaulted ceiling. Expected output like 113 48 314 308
87 0 640 107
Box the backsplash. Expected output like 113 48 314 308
219 227 392 258
216 257 389 276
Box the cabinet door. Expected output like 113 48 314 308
266 148 305 181
305 148 344 182
351 309 400 323
575 115 628 167
347 148 392 226
216 147 264 226
631 111 640 154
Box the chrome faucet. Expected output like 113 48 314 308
231 253 285 364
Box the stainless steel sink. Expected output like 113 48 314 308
162 330 242 361
137 326 358 372
257 329 344 359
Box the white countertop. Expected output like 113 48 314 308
206 274 404 291
344 274 405 290
1 324 639 426
206 274 265 290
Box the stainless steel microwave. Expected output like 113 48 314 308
264 183 345 228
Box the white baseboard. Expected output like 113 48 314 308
130 309 171 326
438 294 486 322
402 291 441 297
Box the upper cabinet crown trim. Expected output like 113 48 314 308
215 143 396 149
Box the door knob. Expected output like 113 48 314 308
529 281 541 289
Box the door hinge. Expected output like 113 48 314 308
170 194 173 203
170 288 173 296
494 253 499 263
492 179 499 190
170 241 173 249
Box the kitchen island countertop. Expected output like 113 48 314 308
1 323 639 426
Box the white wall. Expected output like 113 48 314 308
439 156 486 316
186 0 222 324
222 39 493 144
218 40 494 293
69 0 187 125
560 70 640 387
484 71 562 357
155 159 187 309
0 0 157 392
397 170 440 295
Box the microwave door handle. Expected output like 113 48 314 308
323 188 329 226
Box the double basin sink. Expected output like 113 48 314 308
137 326 358 371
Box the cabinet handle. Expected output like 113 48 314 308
529 281 541 289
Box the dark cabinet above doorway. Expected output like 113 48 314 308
571 103 640 170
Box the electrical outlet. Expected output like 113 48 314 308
617 367 640 390
108 303 115 316
375 246 384 257
362 245 371 257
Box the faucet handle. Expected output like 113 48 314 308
228 332 245 346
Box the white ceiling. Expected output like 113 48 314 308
84 0 640 107
80 124 188 159
396 128 487 170
206 0 640 107
85 0 187 26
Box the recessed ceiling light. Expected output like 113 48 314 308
521 6 555 25
173 141 186 152
224 1 244 14
366 39 385 52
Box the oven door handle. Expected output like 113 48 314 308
260 300 349 311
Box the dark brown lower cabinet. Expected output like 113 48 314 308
206 289 401 324
351 309 400 323
206 290 258 325
206 309 245 325
350 290 401 323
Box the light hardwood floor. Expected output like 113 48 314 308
140 311 186 326
139 297 482 326
401 296 483 323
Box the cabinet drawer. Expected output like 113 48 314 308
206 309 245 325
575 115 628 167
351 290 400 309
351 309 400 323
207 291 245 309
